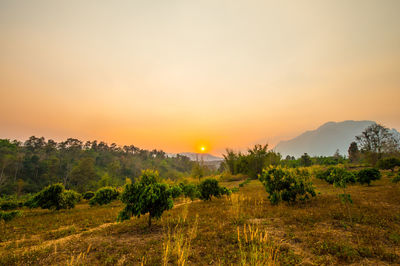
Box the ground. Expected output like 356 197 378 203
1 171 400 265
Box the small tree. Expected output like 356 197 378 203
377 157 400 172
169 185 183 199
89 187 119 206
348 142 359 163
25 183 80 210
198 178 230 201
83 191 95 200
179 183 200 201
300 153 312 167
259 166 316 205
357 168 381 186
329 167 356 223
392 172 400 183
118 170 173 227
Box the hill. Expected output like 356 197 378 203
274 120 378 158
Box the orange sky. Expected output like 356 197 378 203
1 0 400 155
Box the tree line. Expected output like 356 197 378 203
0 136 195 195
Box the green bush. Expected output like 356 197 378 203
0 201 19 211
169 185 183 199
357 168 381 186
198 178 229 201
24 183 80 211
377 157 400 171
89 187 119 206
0 210 21 222
316 167 356 185
83 191 95 200
239 178 251 187
118 170 173 227
63 190 82 209
392 172 400 183
259 166 316 205
179 183 200 201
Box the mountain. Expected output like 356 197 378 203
274 120 377 158
168 152 223 162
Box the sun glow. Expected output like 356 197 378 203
200 146 206 152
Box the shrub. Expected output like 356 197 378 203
259 166 316 205
198 178 230 201
357 168 381 186
0 201 19 211
392 172 400 183
63 190 82 209
89 187 119 206
169 185 183 199
118 170 173 227
24 183 80 211
83 191 95 200
316 167 356 185
0 210 21 222
377 157 400 172
179 183 200 201
239 178 251 188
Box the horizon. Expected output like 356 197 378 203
1 1 400 155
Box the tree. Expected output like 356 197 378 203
357 168 381 186
259 166 316 205
247 144 269 179
69 158 97 192
89 187 119 206
348 142 359 163
376 157 400 172
300 153 312 167
118 170 173 227
324 166 356 223
198 178 230 201
25 183 80 210
356 123 399 164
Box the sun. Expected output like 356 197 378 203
200 146 206 152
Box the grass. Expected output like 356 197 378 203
1 170 400 264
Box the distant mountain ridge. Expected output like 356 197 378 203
273 120 399 158
167 152 223 162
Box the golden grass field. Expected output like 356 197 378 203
1 171 400 265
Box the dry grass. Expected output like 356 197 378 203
1 170 400 265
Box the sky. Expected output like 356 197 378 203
0 0 399 155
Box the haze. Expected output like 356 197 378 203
1 0 399 155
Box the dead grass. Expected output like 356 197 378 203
1 171 400 265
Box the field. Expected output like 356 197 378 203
1 172 400 265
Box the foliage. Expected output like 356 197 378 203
83 191 95 200
198 178 230 201
89 187 119 206
0 137 195 196
222 144 281 178
239 178 251 187
0 210 21 222
63 190 82 209
169 185 183 199
300 153 312 167
348 142 360 163
357 168 381 186
118 170 173 227
377 157 400 172
259 166 316 205
179 183 200 201
24 183 80 210
316 166 356 185
356 123 399 164
392 172 400 183
0 200 21 211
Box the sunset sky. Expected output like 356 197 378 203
1 0 399 155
